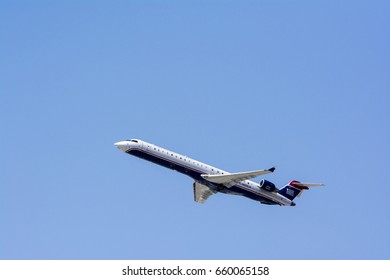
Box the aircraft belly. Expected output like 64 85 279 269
127 149 203 180
127 148 279 205
228 185 278 205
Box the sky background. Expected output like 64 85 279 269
1 0 389 260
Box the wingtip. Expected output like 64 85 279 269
268 166 276 172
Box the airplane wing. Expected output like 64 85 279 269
193 182 217 203
201 167 275 188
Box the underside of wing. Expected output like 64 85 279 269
201 167 275 188
193 181 217 203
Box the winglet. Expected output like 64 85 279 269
268 166 276 173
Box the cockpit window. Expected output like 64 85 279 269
126 139 138 143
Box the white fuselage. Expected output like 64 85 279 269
114 139 293 206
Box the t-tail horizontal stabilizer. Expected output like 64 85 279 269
278 180 325 200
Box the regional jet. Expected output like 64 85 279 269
114 139 324 206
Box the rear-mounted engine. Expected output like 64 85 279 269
260 179 277 192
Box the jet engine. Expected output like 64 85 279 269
259 179 277 192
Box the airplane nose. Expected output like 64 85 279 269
114 141 128 152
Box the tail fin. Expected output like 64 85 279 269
278 180 325 201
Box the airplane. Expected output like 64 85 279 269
114 139 324 206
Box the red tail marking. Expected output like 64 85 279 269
289 180 309 190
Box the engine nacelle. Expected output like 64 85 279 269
259 179 276 192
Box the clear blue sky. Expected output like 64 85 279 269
1 0 389 259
